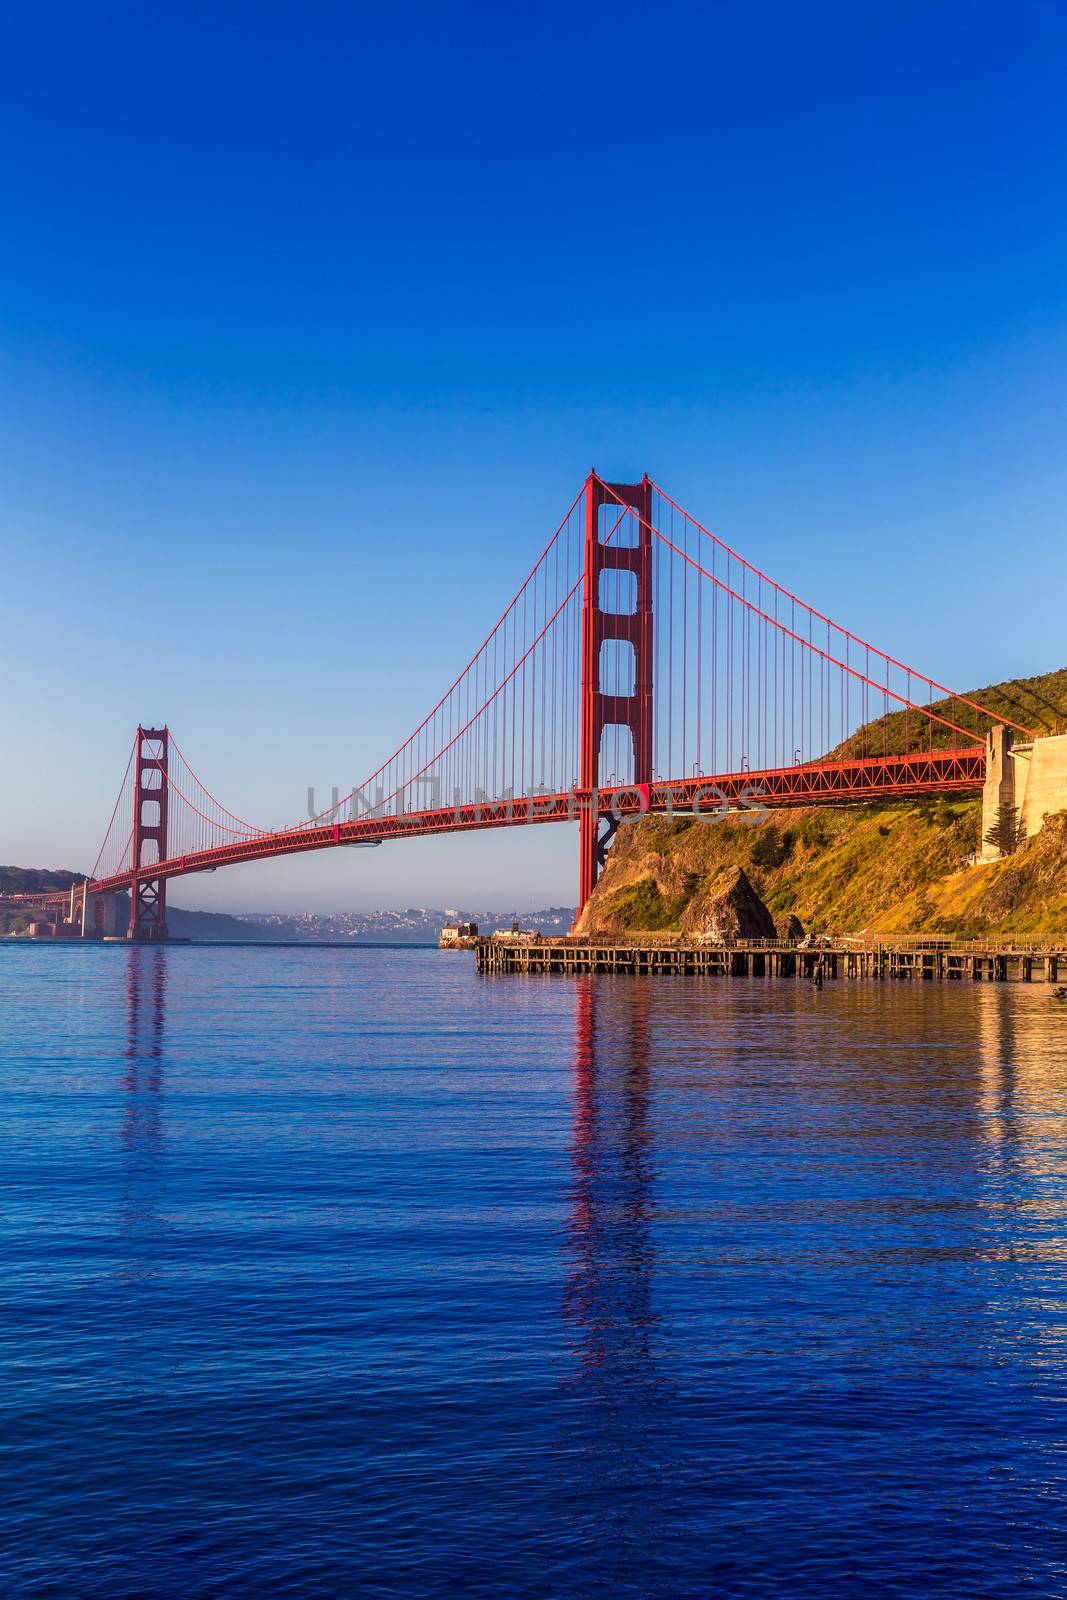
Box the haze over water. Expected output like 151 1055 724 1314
3 946 1067 1597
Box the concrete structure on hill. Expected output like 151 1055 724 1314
981 727 1067 860
25 885 122 938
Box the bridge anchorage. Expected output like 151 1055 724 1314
17 471 1055 940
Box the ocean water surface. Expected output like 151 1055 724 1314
3 943 1067 1597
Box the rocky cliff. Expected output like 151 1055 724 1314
579 800 1067 940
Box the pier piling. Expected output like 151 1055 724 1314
475 936 1067 982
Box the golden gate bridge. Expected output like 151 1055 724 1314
21 474 1033 937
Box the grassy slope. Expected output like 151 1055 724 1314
584 665 1067 939
868 813 1067 937
828 666 1067 760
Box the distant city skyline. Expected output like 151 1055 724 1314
239 906 575 941
4 1 1066 910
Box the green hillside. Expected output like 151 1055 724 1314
828 666 1067 761
0 865 273 941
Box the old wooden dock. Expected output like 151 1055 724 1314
476 935 1066 983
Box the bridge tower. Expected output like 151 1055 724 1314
578 474 654 918
128 725 170 940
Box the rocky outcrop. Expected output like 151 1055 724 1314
774 911 805 942
577 830 778 938
678 865 776 939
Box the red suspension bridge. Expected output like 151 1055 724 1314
23 473 1034 938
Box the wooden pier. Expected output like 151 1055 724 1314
476 934 1065 983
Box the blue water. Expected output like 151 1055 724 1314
3 944 1067 1597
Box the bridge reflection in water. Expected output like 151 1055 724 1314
559 981 685 1580
119 947 169 1252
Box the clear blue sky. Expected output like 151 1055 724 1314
3 0 1065 912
